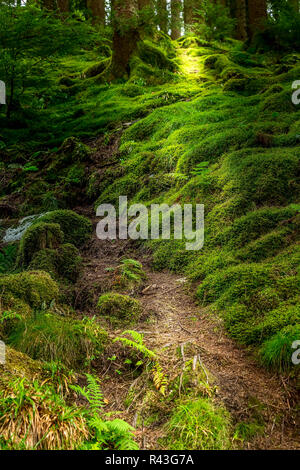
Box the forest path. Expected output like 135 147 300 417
73 47 299 449
75 221 299 450
178 48 202 77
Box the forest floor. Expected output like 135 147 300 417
73 220 299 450
68 50 299 450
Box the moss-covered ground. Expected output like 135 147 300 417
0 34 299 450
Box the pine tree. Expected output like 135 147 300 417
111 0 140 78
87 0 106 24
157 0 168 32
171 0 181 39
247 0 267 41
235 0 247 40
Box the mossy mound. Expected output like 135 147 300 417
0 270 59 308
17 222 64 267
260 325 300 375
83 58 111 78
57 136 92 163
36 210 92 247
97 292 142 324
8 311 108 369
137 40 178 73
29 243 83 283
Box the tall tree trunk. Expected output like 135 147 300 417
111 0 140 78
171 0 181 39
184 0 195 32
235 0 247 41
57 0 69 12
157 0 168 33
42 0 56 10
247 0 267 41
87 0 106 24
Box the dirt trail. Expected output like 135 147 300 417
73 220 299 450
73 51 299 449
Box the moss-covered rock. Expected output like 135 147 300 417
97 292 142 323
29 243 82 283
0 270 59 308
17 222 64 267
36 210 92 247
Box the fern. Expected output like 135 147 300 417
152 362 168 396
114 330 157 359
71 374 139 450
114 330 168 396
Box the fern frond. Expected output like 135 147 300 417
152 362 168 396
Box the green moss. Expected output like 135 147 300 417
83 58 111 78
36 210 92 247
17 222 64 267
29 243 82 283
136 40 178 73
8 312 108 369
260 325 300 374
0 270 59 308
163 398 231 450
97 292 142 324
260 90 297 113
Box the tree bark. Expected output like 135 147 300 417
235 0 247 41
247 0 267 41
87 0 106 24
157 0 168 33
111 0 140 78
184 0 195 32
57 0 69 12
171 0 181 39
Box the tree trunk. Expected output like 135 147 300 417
247 0 267 41
184 0 195 32
157 0 168 33
87 0 106 24
111 0 140 78
235 0 247 41
171 0 181 39
57 0 69 12
42 0 56 10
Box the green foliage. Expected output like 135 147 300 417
107 258 147 291
163 398 231 450
97 292 142 324
260 325 300 373
0 2 93 117
8 312 108 369
258 2 300 51
0 270 59 308
0 244 17 274
0 347 88 450
113 330 168 395
114 330 156 359
194 0 236 41
71 374 139 450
